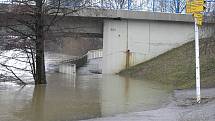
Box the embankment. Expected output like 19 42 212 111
119 38 215 89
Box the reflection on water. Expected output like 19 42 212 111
0 73 172 121
100 75 172 117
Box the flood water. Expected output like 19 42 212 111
0 73 172 121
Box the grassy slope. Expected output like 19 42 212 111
119 38 215 89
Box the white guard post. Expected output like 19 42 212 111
194 18 201 103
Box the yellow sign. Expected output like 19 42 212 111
186 0 193 13
192 5 205 12
197 18 203 26
186 0 206 13
194 13 203 26
194 13 203 18
186 0 206 26
195 0 204 5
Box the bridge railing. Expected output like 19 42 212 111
58 53 87 74
1 0 214 15
87 49 102 60
59 49 103 74
0 0 11 4
59 52 88 68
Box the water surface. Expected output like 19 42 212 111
0 73 172 121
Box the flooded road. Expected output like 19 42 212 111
83 88 215 121
0 73 172 121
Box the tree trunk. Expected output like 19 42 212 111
35 0 46 84
32 85 46 120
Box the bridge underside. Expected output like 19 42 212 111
0 13 103 56
0 13 103 37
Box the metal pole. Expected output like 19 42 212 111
101 0 103 8
153 0 155 12
73 64 76 88
128 0 131 10
194 18 201 103
175 0 180 13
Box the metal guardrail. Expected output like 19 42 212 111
60 49 103 68
87 49 103 60
0 0 183 13
60 53 88 68
0 0 192 14
1 0 214 14
0 0 11 4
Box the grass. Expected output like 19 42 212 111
119 37 215 89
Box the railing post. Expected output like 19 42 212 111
175 0 180 13
128 0 131 10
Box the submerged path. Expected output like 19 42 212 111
82 88 215 121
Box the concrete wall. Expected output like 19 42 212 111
102 20 128 74
45 36 102 56
59 63 76 74
102 19 214 74
48 16 103 36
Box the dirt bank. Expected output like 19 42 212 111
119 38 215 89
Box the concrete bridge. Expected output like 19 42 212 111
59 8 215 74
1 7 215 74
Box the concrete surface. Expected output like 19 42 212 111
58 8 195 22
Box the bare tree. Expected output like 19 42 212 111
97 0 128 9
0 0 91 85
146 0 186 13
94 0 146 10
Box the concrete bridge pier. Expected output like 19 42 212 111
102 17 214 74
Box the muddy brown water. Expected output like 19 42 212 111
0 73 172 121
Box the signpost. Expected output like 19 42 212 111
186 0 206 103
194 17 201 103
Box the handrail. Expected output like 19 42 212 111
60 53 87 64
59 49 103 67
59 52 88 68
